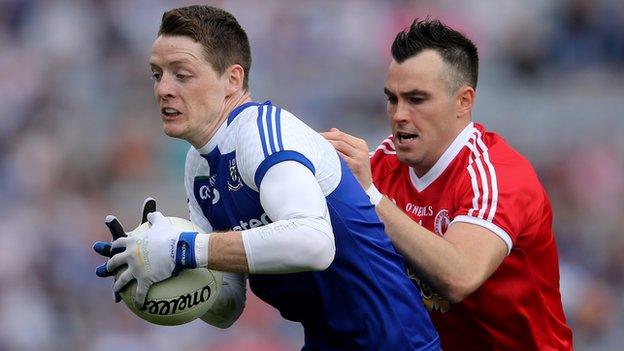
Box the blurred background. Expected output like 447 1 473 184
0 0 623 350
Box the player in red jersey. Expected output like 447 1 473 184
323 19 573 350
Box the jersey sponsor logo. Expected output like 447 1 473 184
196 175 220 205
232 212 271 231
434 209 450 236
227 158 243 191
406 267 450 313
405 203 434 217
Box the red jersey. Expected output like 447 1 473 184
371 123 573 350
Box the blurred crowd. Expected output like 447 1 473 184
0 0 623 350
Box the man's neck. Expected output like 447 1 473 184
191 90 252 149
411 119 472 178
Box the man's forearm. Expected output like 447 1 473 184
202 215 335 275
179 231 249 273
375 196 476 302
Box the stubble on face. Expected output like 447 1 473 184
150 35 229 148
385 50 467 177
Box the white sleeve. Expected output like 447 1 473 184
241 161 335 273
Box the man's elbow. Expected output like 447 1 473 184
439 276 482 303
305 235 335 271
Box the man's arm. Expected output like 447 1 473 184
102 161 334 311
323 128 506 302
203 160 335 274
375 196 506 302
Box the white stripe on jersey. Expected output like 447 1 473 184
260 105 273 155
475 130 499 221
269 106 280 153
465 131 498 221
466 159 481 217
374 136 396 154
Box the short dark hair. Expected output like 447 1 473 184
391 18 479 93
158 5 251 90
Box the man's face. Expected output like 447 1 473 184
149 35 228 147
384 50 464 176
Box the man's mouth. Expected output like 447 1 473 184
161 107 182 117
396 131 419 143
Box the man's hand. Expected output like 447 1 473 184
94 198 157 260
93 198 156 302
321 128 373 189
105 211 198 309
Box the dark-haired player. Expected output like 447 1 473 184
324 19 573 350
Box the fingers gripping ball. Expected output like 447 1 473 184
116 217 222 326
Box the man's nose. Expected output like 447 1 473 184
391 101 410 124
156 74 176 101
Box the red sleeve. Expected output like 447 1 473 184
453 143 542 253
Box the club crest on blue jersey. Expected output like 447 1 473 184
194 175 220 205
227 158 243 191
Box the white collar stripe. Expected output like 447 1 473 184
408 123 476 192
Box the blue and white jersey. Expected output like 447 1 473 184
185 101 439 351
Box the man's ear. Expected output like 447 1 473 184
456 86 475 118
225 64 245 95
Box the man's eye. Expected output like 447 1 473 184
409 97 423 104
176 74 189 81
386 96 397 104
151 72 162 81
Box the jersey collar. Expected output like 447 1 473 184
227 101 263 125
197 101 267 154
408 122 475 192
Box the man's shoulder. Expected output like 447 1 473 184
473 124 537 176
229 101 301 126
469 123 545 195
370 136 404 181
228 101 307 146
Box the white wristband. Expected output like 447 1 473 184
194 234 210 268
365 183 383 206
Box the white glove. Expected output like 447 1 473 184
106 211 196 308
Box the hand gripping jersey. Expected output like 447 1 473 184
371 122 573 350
185 101 439 351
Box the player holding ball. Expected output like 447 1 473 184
94 5 440 351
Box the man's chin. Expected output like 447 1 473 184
396 151 421 167
163 124 186 139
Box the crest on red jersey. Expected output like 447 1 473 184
434 209 450 236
